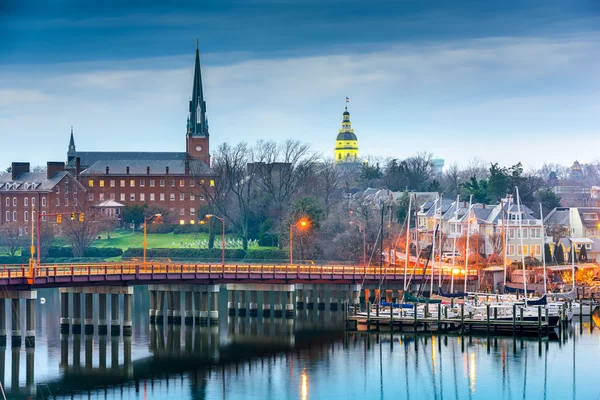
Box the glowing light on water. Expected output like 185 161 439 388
301 369 308 400
469 352 477 394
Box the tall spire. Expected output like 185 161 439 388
188 40 208 137
67 126 77 163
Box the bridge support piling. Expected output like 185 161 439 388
123 293 133 336
317 290 326 310
85 333 93 368
249 291 258 317
11 299 21 347
227 290 236 316
238 291 247 317
330 291 339 311
166 291 174 324
172 291 182 325
209 286 219 325
84 293 94 334
0 299 5 345
306 290 314 309
296 289 304 309
26 347 34 394
99 335 107 369
111 293 120 336
262 291 271 317
194 291 201 324
98 293 107 335
11 347 19 388
149 290 157 324
184 291 194 325
72 292 82 334
274 292 283 318
156 290 165 325
285 291 294 318
200 292 209 324
60 293 69 334
25 299 35 347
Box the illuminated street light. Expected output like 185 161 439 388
290 218 310 265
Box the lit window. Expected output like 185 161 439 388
130 180 135 187
180 180 184 187
99 180 105 187
110 180 115 187
190 220 195 224
210 180 215 187
120 180 125 187
179 219 185 225
88 180 94 187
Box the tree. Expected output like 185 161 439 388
461 176 488 203
395 192 411 224
122 204 147 230
441 163 461 197
61 195 108 257
0 225 27 257
544 243 553 265
313 159 341 217
289 196 326 260
537 188 561 218
554 243 565 264
579 245 588 263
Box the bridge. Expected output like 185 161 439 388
0 262 478 350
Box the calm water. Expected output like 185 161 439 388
1 287 599 399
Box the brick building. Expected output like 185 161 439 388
0 162 85 232
65 43 215 225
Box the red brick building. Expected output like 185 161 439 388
0 162 85 232
65 43 214 225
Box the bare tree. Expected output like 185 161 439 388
0 224 28 257
441 163 461 197
61 195 108 257
313 159 341 217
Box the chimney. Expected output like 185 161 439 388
126 166 130 175
147 166 150 175
75 157 81 177
47 161 65 179
482 204 485 209
463 201 467 207
184 160 190 175
166 166 169 175
11 162 30 180
106 166 110 175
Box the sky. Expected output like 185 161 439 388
1 0 599 171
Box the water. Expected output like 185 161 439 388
1 287 599 399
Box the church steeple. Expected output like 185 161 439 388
188 39 208 137
67 126 77 163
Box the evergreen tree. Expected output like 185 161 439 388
579 245 588 262
544 243 553 264
554 243 565 264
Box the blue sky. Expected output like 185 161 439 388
1 0 599 171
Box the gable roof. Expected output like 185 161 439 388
0 171 82 192
67 151 189 169
79 158 212 177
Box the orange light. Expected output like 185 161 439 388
297 219 310 229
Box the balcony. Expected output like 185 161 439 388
497 219 542 227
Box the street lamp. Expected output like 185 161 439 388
207 214 225 266
290 218 310 265
350 221 366 272
144 214 162 264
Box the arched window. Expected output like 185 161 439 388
42 197 46 207
24 211 28 222
24 197 28 207
5 198 8 207
32 197 35 206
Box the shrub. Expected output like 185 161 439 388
173 224 208 234
44 246 123 258
146 224 176 234
245 248 287 261
123 247 246 260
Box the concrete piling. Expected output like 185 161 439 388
194 291 201 324
60 293 69 334
149 290 157 324
249 291 258 317
209 287 219 325
84 293 94 334
172 291 182 325
184 291 194 325
156 290 165 324
296 289 304 309
98 293 108 335
238 291 247 317
285 291 294 318
228 290 236 316
200 291 209 324
306 290 314 309
274 292 283 318
262 291 271 317
72 293 82 334
123 293 133 336
11 299 21 347
111 293 120 336
25 299 35 347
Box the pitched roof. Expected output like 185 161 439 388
67 151 189 169
544 207 571 225
0 171 77 192
79 159 212 176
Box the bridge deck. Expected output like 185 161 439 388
0 264 478 289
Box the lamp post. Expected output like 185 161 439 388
207 214 225 266
290 219 309 265
143 214 162 264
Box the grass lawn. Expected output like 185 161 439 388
60 229 273 250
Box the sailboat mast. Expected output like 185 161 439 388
539 203 547 294
451 195 459 293
431 197 439 296
516 187 528 306
502 198 507 288
464 195 473 293
438 195 444 288
404 194 412 291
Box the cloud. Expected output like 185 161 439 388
0 35 599 168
